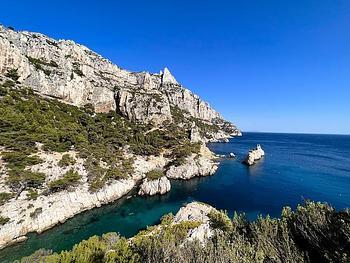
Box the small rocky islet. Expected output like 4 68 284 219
0 25 349 262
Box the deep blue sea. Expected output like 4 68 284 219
1 132 350 262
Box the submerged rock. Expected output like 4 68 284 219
138 176 171 196
243 144 265 165
228 153 236 158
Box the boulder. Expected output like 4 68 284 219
138 176 171 196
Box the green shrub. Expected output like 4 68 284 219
0 216 10 226
26 189 39 200
49 169 81 192
145 169 164 180
58 154 75 167
26 56 56 76
160 213 174 225
0 192 13 206
6 170 46 190
29 207 42 218
171 142 200 159
2 80 15 88
5 68 20 81
208 210 232 232
2 152 43 170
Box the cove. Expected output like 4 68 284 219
1 132 350 262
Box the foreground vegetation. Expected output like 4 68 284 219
18 201 350 263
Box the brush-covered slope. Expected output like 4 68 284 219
0 25 240 142
19 201 350 263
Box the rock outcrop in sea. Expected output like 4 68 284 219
243 144 265 165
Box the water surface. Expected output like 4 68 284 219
1 132 350 262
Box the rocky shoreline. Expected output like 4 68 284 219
0 145 218 250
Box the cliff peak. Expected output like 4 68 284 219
161 67 178 85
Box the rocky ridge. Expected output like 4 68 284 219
0 25 240 140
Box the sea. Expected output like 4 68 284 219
1 132 350 262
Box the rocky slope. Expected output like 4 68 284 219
0 25 240 140
0 150 165 249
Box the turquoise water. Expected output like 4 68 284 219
1 132 350 262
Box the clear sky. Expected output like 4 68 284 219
1 0 349 134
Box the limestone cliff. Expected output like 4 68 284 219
0 25 240 140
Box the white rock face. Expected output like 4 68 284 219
114 88 172 125
174 202 214 243
166 145 218 180
138 176 171 196
0 179 135 249
174 202 213 223
0 152 167 249
190 123 202 143
0 26 240 138
166 148 218 180
166 155 218 180
161 67 178 85
243 144 265 166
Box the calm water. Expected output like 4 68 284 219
1 132 350 262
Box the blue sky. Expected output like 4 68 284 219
2 0 349 134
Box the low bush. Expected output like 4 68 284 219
19 201 350 263
0 216 10 226
0 192 13 206
26 189 39 200
29 207 42 218
58 154 76 167
145 169 164 180
5 68 20 81
48 169 81 192
208 210 232 232
6 170 46 190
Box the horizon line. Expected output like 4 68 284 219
243 131 350 136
